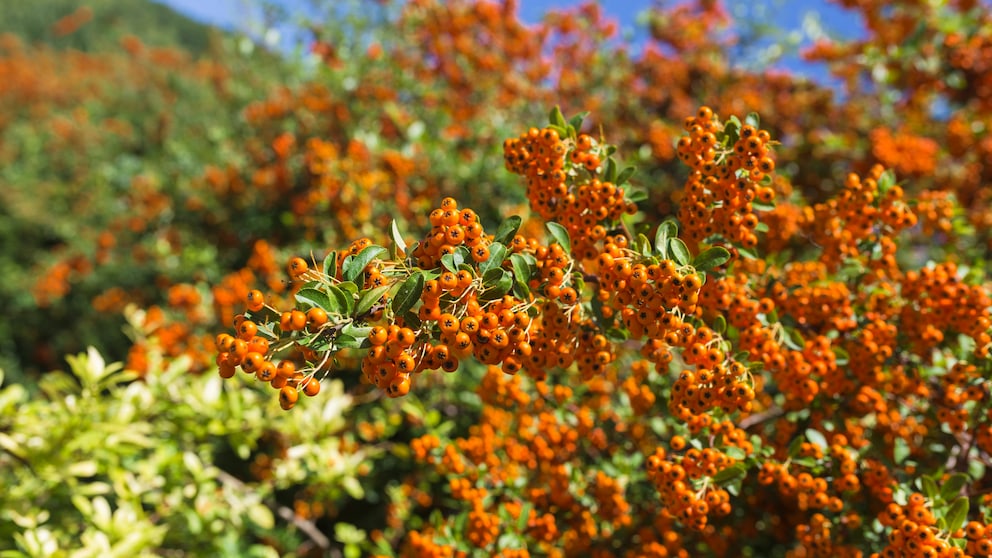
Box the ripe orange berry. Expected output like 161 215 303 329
302 378 321 396
237 320 258 340
368 326 388 346
288 257 309 279
279 386 299 410
246 289 265 312
307 307 329 328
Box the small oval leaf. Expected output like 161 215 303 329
546 222 571 254
668 238 691 266
494 215 522 245
391 272 425 317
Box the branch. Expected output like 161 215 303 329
739 405 785 430
216 469 331 550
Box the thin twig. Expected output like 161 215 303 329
216 469 331 550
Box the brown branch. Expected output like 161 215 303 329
216 469 330 550
739 405 785 430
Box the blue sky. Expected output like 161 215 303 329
155 0 864 83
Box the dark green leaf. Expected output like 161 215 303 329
921 475 939 501
479 242 508 275
945 497 969 534
516 501 532 533
343 245 387 284
712 463 747 484
354 285 390 318
616 166 636 186
783 327 806 351
637 233 653 257
605 327 629 342
391 272 424 316
737 246 758 260
494 215 522 245
323 251 338 278
441 253 459 273
295 288 331 311
327 284 353 315
512 280 531 300
546 222 571 254
654 219 678 259
335 334 363 350
479 269 512 301
568 111 590 131
510 253 532 285
693 246 731 271
713 314 727 334
668 238 691 266
626 188 648 203
549 106 567 128
604 157 617 183
940 473 969 502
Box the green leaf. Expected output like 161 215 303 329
512 280 531 300
494 215 522 245
440 252 460 273
921 475 939 501
295 288 331 311
326 284 353 315
342 245 387 284
893 437 910 464
668 238 690 267
391 272 425 317
940 473 970 502
390 220 407 256
783 327 806 351
944 497 969 534
616 166 636 186
516 502 532 533
745 112 760 129
479 269 512 301
737 246 758 259
693 246 731 271
323 250 338 278
713 314 727 334
805 428 828 450
654 220 677 259
549 105 567 128
479 242 508 275
604 157 617 183
546 222 571 254
510 253 533 285
342 322 372 341
637 233 653 257
724 446 747 461
626 188 648 203
355 285 390 318
877 168 895 193
712 463 747 484
752 200 776 211
568 111 590 131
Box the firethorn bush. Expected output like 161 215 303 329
213 99 992 557
5 0 992 556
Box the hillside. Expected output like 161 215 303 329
0 0 219 54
